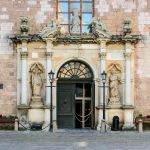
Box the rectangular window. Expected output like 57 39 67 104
57 0 93 33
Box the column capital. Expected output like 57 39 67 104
21 52 28 59
98 52 107 60
124 52 132 60
45 52 53 58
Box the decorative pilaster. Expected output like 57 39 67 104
21 40 28 105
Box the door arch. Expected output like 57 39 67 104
57 60 95 129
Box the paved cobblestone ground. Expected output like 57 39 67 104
0 130 150 150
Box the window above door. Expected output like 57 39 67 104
57 0 94 33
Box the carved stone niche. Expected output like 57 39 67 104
107 63 123 106
29 63 44 108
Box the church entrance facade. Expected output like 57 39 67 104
10 17 141 131
57 61 94 129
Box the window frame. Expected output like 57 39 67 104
56 0 94 33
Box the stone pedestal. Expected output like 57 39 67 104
29 96 44 123
108 97 121 107
30 96 43 108
28 109 44 123
122 108 136 130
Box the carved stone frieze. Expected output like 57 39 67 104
98 52 107 60
21 52 28 58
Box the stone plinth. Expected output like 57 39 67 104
30 96 43 108
28 109 44 123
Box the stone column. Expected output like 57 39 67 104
21 40 28 105
124 51 132 105
16 45 21 105
44 40 53 131
45 40 53 105
123 42 135 130
99 40 107 105
97 40 107 130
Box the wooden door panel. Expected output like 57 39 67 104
57 83 75 128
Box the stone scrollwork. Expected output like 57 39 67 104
107 63 122 106
29 63 44 97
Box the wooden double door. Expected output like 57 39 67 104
57 81 94 129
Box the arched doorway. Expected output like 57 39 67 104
57 60 95 129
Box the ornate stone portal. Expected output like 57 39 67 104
10 17 141 130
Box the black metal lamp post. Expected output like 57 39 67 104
48 70 55 132
101 71 107 120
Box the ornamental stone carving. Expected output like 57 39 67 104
39 18 60 38
90 17 110 38
124 52 132 59
29 63 44 97
20 16 29 35
123 20 132 36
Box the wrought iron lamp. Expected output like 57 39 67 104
101 71 107 120
48 70 55 131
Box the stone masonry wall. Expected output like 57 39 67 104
0 0 150 116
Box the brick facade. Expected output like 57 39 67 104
0 0 150 117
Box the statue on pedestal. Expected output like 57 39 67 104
107 64 122 106
29 63 44 107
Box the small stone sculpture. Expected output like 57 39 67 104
20 16 29 35
123 20 132 36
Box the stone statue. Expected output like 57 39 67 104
109 71 121 104
71 8 80 33
30 63 44 97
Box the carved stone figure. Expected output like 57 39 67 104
91 17 107 32
109 71 121 104
71 8 80 33
30 63 44 97
39 18 60 37
20 16 29 35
